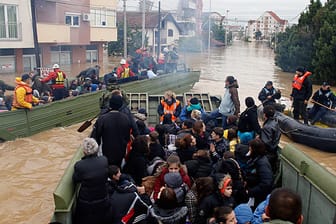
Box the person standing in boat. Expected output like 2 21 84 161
73 137 110 224
204 76 240 129
91 95 132 167
11 74 40 111
258 81 281 107
158 90 182 123
40 64 67 101
290 67 312 125
116 58 135 79
309 82 336 125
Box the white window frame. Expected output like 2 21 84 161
65 13 80 27
0 4 19 39
90 8 116 27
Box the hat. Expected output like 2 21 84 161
234 204 253 224
52 64 60 69
109 95 123 110
120 59 126 65
296 67 305 73
190 97 199 105
266 81 273 86
322 81 329 86
138 108 147 116
21 74 31 81
82 137 98 155
164 172 183 188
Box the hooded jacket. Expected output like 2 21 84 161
238 105 261 134
149 205 188 224
219 82 240 116
260 117 281 153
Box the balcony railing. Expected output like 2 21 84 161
0 22 22 40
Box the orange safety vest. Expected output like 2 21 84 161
12 84 33 109
160 99 180 122
292 71 312 90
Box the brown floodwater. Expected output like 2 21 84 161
0 41 335 224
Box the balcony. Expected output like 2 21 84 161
37 23 71 43
90 26 117 42
0 22 22 40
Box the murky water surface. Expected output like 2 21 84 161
0 41 335 223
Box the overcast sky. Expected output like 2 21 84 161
120 0 328 24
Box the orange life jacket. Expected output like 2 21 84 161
292 71 312 90
160 99 180 122
12 83 33 108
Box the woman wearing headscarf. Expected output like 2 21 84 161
73 138 109 224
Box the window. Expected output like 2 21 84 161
168 29 173 37
90 8 116 27
0 4 18 39
50 46 72 65
65 14 80 27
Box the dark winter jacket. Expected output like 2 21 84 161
120 103 140 137
245 155 273 206
73 155 109 202
91 110 132 166
109 187 151 224
185 157 213 179
258 86 281 106
149 142 166 161
176 146 197 164
195 193 235 224
149 205 188 224
209 138 229 163
312 88 336 108
291 75 312 101
123 151 149 186
192 132 209 150
238 105 261 134
260 117 281 153
73 155 109 224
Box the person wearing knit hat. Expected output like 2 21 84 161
234 204 253 224
109 94 123 110
179 97 206 122
12 74 40 110
73 137 109 224
290 66 312 125
258 81 281 107
309 81 336 124
91 94 132 166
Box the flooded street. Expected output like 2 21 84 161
0 41 335 223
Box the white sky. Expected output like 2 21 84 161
120 0 328 24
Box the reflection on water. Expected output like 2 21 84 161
0 124 91 223
0 41 335 223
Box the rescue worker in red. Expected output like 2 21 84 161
41 64 67 101
157 90 181 123
290 67 312 125
12 74 40 110
116 59 135 79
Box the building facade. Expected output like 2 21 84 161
0 0 34 74
117 11 182 55
246 11 288 41
0 0 117 74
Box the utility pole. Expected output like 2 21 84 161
225 10 229 46
208 0 211 53
142 0 146 48
156 0 161 60
123 0 127 58
30 0 41 73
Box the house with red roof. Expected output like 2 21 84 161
246 11 288 41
